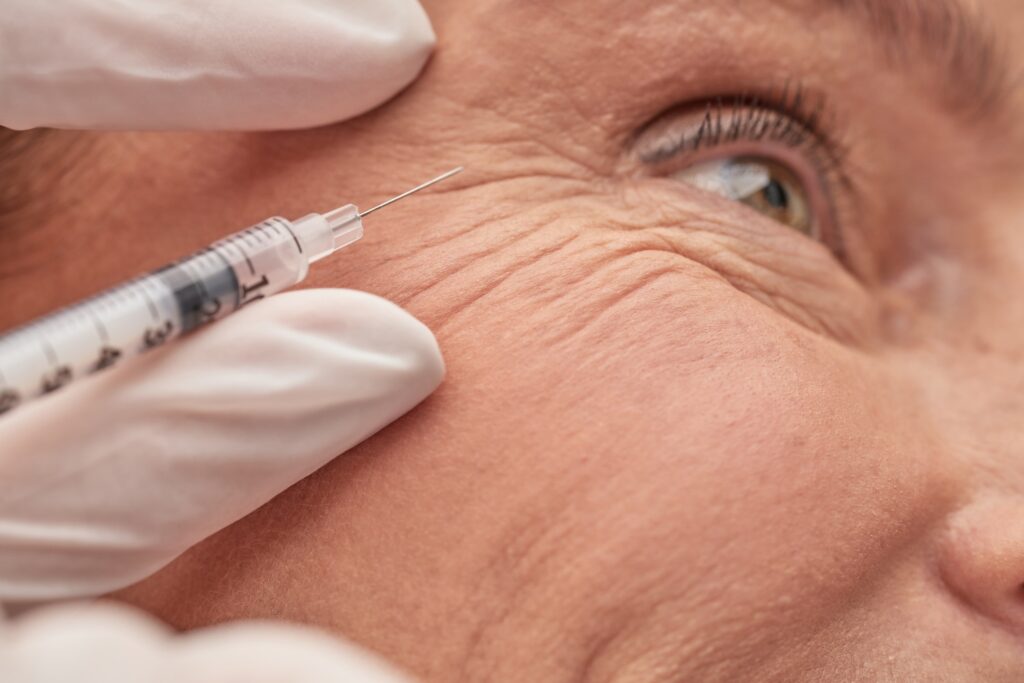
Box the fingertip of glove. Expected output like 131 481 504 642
327 289 447 401
6 602 170 650
268 0 436 127
176 621 416 682
232 289 445 398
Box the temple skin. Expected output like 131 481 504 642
2 0 1024 680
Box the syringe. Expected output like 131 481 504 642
0 167 462 417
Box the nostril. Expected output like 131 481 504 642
938 496 1024 632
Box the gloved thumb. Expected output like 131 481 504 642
0 289 444 605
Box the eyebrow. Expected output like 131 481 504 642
824 0 1010 118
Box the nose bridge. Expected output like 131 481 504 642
943 178 1024 358
930 214 1024 439
914 347 1024 488
979 196 1024 351
968 281 1024 363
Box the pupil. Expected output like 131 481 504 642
762 180 788 209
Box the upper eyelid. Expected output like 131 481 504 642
638 106 816 162
633 103 853 204
632 84 848 167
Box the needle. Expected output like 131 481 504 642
359 167 464 218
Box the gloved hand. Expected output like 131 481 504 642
0 0 435 130
0 292 439 682
0 290 444 603
0 1 440 680
0 602 416 682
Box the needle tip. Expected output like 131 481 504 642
359 167 465 218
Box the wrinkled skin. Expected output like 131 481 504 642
3 0 1024 680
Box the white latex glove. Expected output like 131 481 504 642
0 290 444 603
0 1 441 679
0 0 435 130
0 290 442 682
0 603 415 682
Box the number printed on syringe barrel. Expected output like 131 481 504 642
0 217 314 415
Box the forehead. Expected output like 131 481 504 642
424 0 1022 137
424 1 812 134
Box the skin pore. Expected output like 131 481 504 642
3 0 1024 680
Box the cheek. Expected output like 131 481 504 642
407 221 951 653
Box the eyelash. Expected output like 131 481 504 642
646 84 849 179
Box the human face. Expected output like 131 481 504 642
6 0 1024 680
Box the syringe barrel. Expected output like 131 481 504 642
0 212 353 416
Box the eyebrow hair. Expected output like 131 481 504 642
825 0 1011 118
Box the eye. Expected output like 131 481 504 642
674 157 813 236
634 87 852 260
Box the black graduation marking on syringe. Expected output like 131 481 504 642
87 309 123 372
